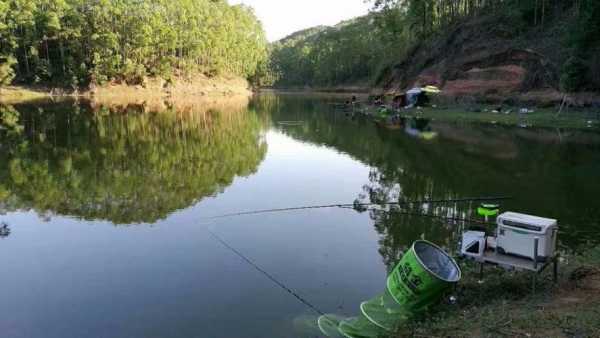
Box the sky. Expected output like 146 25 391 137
230 0 372 42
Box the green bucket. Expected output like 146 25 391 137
477 203 500 218
318 241 461 337
386 240 461 312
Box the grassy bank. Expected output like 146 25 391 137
0 86 51 104
0 75 251 105
90 75 251 100
420 107 598 130
368 106 600 130
396 246 600 338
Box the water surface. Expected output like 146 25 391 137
1 94 599 337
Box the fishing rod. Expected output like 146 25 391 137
343 206 498 227
207 229 325 316
207 196 512 219
204 198 509 315
205 207 498 316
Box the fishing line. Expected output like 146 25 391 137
206 196 512 219
207 228 325 316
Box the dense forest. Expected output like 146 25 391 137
1 0 598 93
267 18 388 88
0 0 268 88
269 0 600 92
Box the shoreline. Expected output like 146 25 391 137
0 75 252 105
257 90 600 131
3 86 598 131
264 86 600 108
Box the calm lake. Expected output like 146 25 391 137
1 94 599 338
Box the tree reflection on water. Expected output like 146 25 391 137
0 100 268 224
253 94 600 265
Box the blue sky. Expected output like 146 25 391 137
230 0 372 41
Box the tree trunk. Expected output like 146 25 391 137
23 47 30 76
541 0 545 27
59 40 66 76
20 26 31 76
45 40 49 61
534 0 538 26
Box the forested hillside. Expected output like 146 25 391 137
0 0 268 88
270 0 600 94
268 17 394 88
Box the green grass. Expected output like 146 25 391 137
368 105 600 130
394 246 600 338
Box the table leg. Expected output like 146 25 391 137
553 256 559 284
479 263 484 281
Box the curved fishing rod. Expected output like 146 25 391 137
206 196 512 219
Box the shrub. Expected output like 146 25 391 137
560 56 587 92
0 55 17 87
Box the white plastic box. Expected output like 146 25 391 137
461 231 486 258
496 212 558 261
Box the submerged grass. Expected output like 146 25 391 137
395 246 600 338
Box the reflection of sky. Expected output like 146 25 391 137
199 131 372 215
0 130 388 338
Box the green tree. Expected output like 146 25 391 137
0 55 16 86
0 0 268 87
